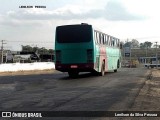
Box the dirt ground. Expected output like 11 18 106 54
131 68 160 111
0 69 55 76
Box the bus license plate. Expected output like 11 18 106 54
71 65 78 68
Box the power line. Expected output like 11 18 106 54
121 36 160 41
135 36 160 40
7 40 53 43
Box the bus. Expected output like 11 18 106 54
55 23 122 77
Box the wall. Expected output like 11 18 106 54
0 62 55 72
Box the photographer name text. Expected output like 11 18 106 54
19 6 46 8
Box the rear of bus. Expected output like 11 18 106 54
55 24 94 77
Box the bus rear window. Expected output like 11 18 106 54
56 25 92 43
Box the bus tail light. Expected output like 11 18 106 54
87 49 93 63
56 50 61 63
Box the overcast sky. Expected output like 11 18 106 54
0 0 160 50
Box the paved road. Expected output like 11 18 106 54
0 68 149 119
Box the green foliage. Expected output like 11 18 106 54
21 45 54 54
124 39 139 48
124 41 132 47
22 45 33 52
140 41 152 49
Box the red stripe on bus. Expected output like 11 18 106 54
99 46 108 71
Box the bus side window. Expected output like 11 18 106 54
110 36 112 46
102 34 105 45
108 36 110 46
104 34 106 45
99 33 102 44
106 35 109 46
117 39 119 47
94 31 98 44
101 34 104 45
97 32 100 44
115 38 117 47
101 33 103 44
100 34 102 44
105 35 108 45
117 39 120 47
104 35 106 44
112 37 115 47
116 39 119 47
94 31 96 43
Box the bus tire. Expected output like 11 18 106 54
91 71 99 76
68 71 79 78
117 60 120 68
114 60 119 72
99 61 105 76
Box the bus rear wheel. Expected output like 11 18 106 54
114 60 119 72
68 71 79 78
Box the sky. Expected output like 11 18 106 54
0 0 160 50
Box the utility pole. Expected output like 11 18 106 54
145 44 148 57
155 42 158 69
130 42 132 68
1 40 7 64
123 41 126 67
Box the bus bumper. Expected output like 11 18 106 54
55 63 94 72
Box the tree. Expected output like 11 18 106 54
124 39 139 48
153 43 160 48
48 49 54 54
131 39 139 48
21 45 54 54
140 41 152 49
22 45 33 52
140 43 145 49
124 41 132 47
39 47 48 54
33 47 39 53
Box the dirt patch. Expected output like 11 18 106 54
131 69 160 111
0 69 56 76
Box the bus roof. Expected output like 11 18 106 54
56 23 120 41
